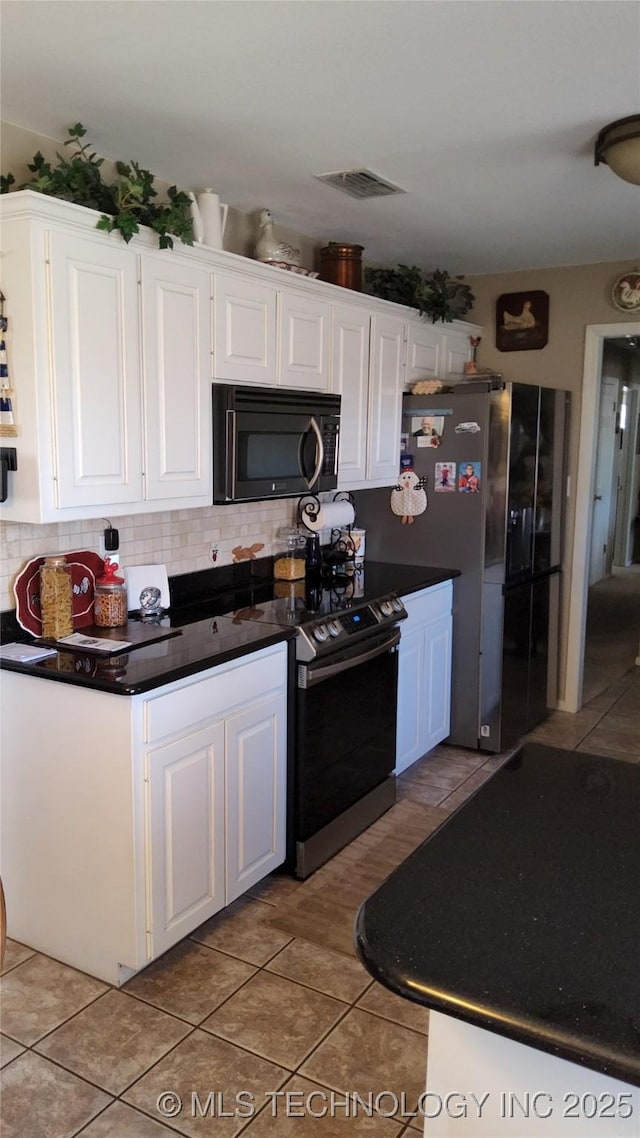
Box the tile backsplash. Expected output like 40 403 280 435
0 499 298 611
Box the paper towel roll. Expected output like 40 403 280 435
303 499 355 533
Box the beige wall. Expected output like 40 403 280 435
468 264 639 699
0 120 322 269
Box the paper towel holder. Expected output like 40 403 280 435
297 493 321 532
297 491 355 533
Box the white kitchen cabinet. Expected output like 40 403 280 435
442 327 474 377
405 319 477 386
332 302 370 486
0 192 213 522
396 581 453 774
141 254 212 502
147 720 226 957
366 313 406 485
0 640 288 984
213 270 277 384
336 311 405 490
46 228 143 510
405 321 443 385
278 291 331 391
214 277 330 392
225 694 287 901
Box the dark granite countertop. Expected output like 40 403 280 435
0 615 295 695
0 560 458 694
355 742 640 1087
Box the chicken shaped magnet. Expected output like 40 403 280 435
390 468 427 525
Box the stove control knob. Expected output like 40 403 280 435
327 619 342 637
391 597 404 613
380 599 394 616
314 624 329 642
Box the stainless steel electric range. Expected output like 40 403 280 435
229 576 407 879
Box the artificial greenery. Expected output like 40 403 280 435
365 264 474 324
1 123 193 249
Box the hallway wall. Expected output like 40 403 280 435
468 264 640 704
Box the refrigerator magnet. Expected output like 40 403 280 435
455 421 481 434
410 414 444 447
434 462 456 492
458 462 481 493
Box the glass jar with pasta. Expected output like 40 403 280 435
39 555 74 640
273 527 307 581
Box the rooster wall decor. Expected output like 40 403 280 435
611 271 640 313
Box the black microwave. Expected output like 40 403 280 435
212 384 341 503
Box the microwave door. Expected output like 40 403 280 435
298 417 324 490
234 410 310 499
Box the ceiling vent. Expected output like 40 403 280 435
314 168 406 200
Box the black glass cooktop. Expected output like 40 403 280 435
169 573 369 630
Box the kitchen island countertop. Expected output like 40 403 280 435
0 561 458 694
356 741 640 1088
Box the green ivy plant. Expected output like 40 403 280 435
365 264 474 324
1 123 193 250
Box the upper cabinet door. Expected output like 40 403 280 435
141 256 212 503
405 321 443 385
278 292 331 391
48 230 143 508
442 330 472 378
367 314 406 484
214 271 277 384
332 304 370 487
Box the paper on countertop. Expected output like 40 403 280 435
58 633 132 653
0 642 58 662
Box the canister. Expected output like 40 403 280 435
39 554 73 640
339 527 366 567
318 243 364 291
273 527 307 581
94 559 128 628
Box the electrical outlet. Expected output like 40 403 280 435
98 537 120 567
211 546 219 564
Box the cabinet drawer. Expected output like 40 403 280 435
402 581 452 629
144 645 286 744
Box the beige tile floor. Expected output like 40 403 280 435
2 666 638 1138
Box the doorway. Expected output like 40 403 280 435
564 321 640 712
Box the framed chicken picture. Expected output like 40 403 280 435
496 290 549 352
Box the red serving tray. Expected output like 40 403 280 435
13 551 104 636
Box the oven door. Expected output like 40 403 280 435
294 627 400 867
226 409 324 501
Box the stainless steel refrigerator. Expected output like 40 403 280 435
354 379 570 752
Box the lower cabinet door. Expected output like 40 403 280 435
225 694 286 902
146 721 226 957
396 625 426 774
422 614 453 753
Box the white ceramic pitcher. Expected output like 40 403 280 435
189 188 229 250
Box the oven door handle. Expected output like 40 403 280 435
303 628 401 687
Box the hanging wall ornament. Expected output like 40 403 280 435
0 293 18 437
390 470 428 525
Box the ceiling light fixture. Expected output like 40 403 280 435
594 114 640 185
